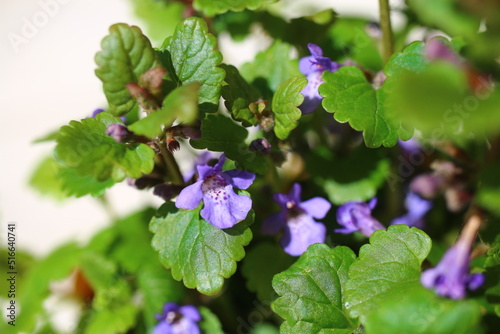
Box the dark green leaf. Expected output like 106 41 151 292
272 244 358 333
191 113 268 174
272 76 307 140
193 0 278 17
484 235 500 316
344 225 432 323
477 164 500 217
54 113 155 182
129 82 200 137
220 63 261 126
149 202 253 295
241 243 294 302
162 17 225 113
95 23 158 116
320 66 412 147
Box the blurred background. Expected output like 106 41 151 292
0 0 403 257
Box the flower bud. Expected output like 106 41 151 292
249 138 271 154
106 123 131 143
410 173 446 199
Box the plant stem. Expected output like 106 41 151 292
379 0 394 63
157 140 185 185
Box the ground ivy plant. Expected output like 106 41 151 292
7 0 500 333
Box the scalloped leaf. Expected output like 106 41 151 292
220 63 261 126
194 0 278 16
272 76 307 140
344 225 432 324
162 17 225 113
320 66 411 148
95 23 158 116
272 244 359 334
149 202 253 295
241 243 294 302
129 82 200 138
191 113 268 174
54 113 155 182
308 146 389 205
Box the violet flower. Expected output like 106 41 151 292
261 183 331 256
335 198 385 237
106 123 131 143
176 154 255 229
154 303 201 334
421 240 484 299
299 43 342 114
391 192 432 229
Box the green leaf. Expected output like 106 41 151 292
477 164 500 217
485 235 500 316
95 23 158 116
308 146 390 205
241 243 295 302
84 302 138 334
162 17 225 113
320 66 412 148
149 202 253 295
272 244 359 334
384 41 427 76
54 113 155 182
129 82 200 137
29 156 67 200
344 225 432 323
365 288 483 334
137 264 185 331
58 166 115 198
272 76 307 140
193 0 278 17
191 113 268 174
199 307 225 334
241 40 301 95
220 63 261 126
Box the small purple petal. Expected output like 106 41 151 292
289 183 302 204
201 183 251 229
171 318 201 334
351 209 385 237
179 305 201 322
308 43 323 57
299 71 324 114
224 169 256 190
468 273 485 290
261 212 287 235
335 199 384 237
213 154 226 173
91 108 105 118
300 197 331 219
153 320 172 334
398 137 421 155
281 214 326 256
368 197 378 210
176 181 203 210
196 164 214 180
425 38 461 65
299 56 318 75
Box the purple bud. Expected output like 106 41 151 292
410 173 446 199
424 38 462 66
106 123 131 143
249 138 271 154
91 108 105 118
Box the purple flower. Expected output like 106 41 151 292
335 198 385 237
106 123 131 142
88 108 126 122
261 183 330 256
299 43 342 114
410 173 446 199
424 38 462 66
154 303 201 334
175 154 255 229
421 241 484 299
391 192 432 229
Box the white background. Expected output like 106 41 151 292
0 0 402 257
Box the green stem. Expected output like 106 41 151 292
158 140 184 185
379 0 394 63
97 195 117 221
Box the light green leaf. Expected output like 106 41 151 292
95 23 158 116
272 244 359 334
241 40 301 95
320 66 411 148
58 166 115 198
344 225 432 324
162 17 225 113
272 76 307 140
220 63 261 126
384 41 427 76
149 202 253 295
365 288 483 334
199 307 224 334
241 243 294 302
191 113 268 174
308 146 390 205
193 0 278 17
29 156 67 200
54 113 155 182
129 82 200 137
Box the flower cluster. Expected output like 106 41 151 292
261 183 331 256
154 303 201 334
176 154 255 229
299 43 342 114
